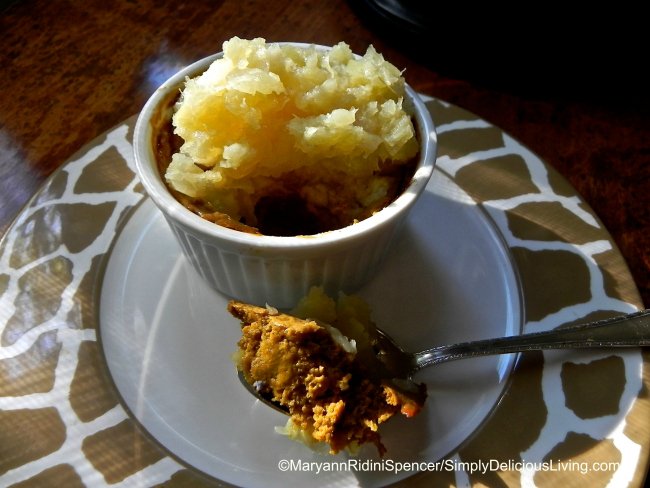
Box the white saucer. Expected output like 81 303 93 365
99 170 522 487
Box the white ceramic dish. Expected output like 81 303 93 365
99 170 521 488
133 43 437 308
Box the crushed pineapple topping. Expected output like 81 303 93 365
163 37 419 236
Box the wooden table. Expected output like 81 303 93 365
0 2 648 485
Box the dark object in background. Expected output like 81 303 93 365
350 0 647 107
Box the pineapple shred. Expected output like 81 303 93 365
163 37 419 236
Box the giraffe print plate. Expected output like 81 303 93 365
1 98 647 487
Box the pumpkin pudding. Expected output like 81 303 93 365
228 288 425 455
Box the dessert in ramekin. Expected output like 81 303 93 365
134 38 436 308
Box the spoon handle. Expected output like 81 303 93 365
414 309 650 370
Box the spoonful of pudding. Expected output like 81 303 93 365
228 287 650 456
228 293 425 457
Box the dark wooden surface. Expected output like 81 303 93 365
0 0 647 308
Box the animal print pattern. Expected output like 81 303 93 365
0 99 646 487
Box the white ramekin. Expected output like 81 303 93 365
134 43 437 308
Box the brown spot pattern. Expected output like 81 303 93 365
33 170 68 207
66 254 105 330
593 247 644 305
511 247 592 322
561 356 626 418
455 153 539 201
545 163 582 199
0 273 8 296
8 207 67 269
0 330 60 396
8 202 116 269
74 146 135 194
0 407 66 476
82 420 166 484
425 99 481 126
2 256 73 346
70 341 119 422
507 201 605 244
437 126 505 160
58 202 117 254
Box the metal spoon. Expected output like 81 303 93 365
238 309 650 414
